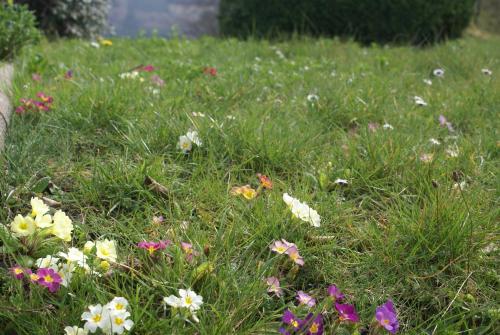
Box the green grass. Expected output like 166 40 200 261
1 36 499 334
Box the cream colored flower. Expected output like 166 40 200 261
35 213 53 228
96 239 117 262
10 215 36 237
51 210 74 242
178 135 193 153
31 197 49 218
83 241 96 254
283 193 321 227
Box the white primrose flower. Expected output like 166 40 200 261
283 193 321 227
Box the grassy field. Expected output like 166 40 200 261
0 36 499 334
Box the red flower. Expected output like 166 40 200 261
203 67 217 76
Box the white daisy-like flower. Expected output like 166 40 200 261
106 297 129 313
423 79 432 86
64 326 88 335
481 68 492 76
429 138 441 145
446 146 459 158
109 310 134 334
307 94 319 102
58 262 76 287
178 289 204 312
90 41 100 49
164 295 182 308
35 255 60 269
58 247 89 270
382 123 394 130
81 304 111 333
433 68 444 77
414 96 428 106
283 193 321 227
334 178 349 186
178 135 193 153
186 130 202 146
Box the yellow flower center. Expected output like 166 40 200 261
185 296 193 305
44 275 54 283
114 317 124 325
276 246 287 253
101 248 109 256
14 268 23 275
383 319 390 325
31 210 37 217
291 320 299 328
182 142 190 149
115 303 124 310
147 246 156 254
92 314 102 323
290 253 299 261
30 274 40 281
310 323 319 333
19 222 28 230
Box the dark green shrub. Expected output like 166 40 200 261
0 3 40 60
219 0 476 44
15 0 110 38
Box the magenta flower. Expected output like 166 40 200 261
36 92 53 104
327 285 345 301
64 70 73 79
151 75 165 87
282 309 302 331
438 115 454 132
141 65 155 72
297 291 316 307
203 67 217 76
36 268 62 293
286 246 305 266
376 300 399 334
181 242 199 262
335 302 360 323
265 276 283 297
304 314 323 335
270 239 294 254
10 265 28 279
138 240 171 255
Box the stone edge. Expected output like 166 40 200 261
0 63 14 151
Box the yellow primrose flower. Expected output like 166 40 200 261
99 260 110 272
51 210 74 242
230 185 257 200
10 214 36 237
35 213 53 228
83 241 96 254
100 39 113 46
96 239 117 262
31 197 49 218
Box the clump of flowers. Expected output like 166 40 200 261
275 284 399 334
178 130 202 153
9 264 63 293
439 115 454 132
270 239 304 266
15 92 54 114
80 297 134 334
9 197 74 242
164 289 204 323
283 193 321 227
